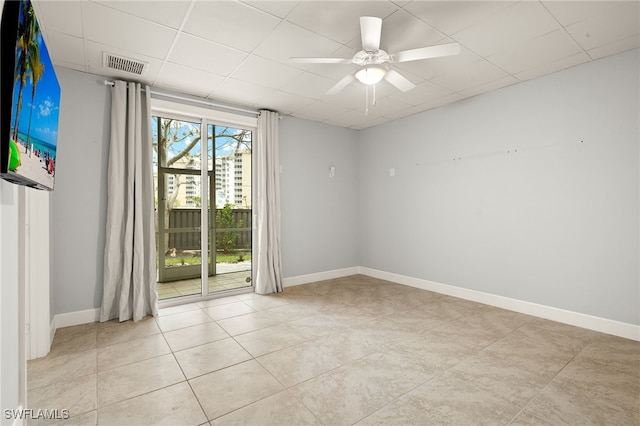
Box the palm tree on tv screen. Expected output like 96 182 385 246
12 0 42 143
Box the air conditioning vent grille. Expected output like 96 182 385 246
103 52 146 75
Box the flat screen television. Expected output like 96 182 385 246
1 0 61 190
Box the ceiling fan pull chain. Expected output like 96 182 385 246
373 84 377 106
365 85 369 115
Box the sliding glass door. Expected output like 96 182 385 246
153 114 252 301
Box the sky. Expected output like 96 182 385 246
10 1 61 148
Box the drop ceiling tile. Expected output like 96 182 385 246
406 92 466 116
321 83 372 110
230 55 303 90
86 41 163 84
92 1 191 29
388 80 454 106
213 79 313 114
458 75 518 98
280 72 340 99
542 1 635 27
184 1 281 53
430 58 509 93
169 33 248 77
253 21 344 65
362 95 413 117
156 63 225 98
33 1 83 37
587 35 640 60
323 108 379 128
453 1 561 57
380 9 447 54
291 100 351 121
242 0 300 19
84 2 177 60
262 90 315 115
405 1 517 36
285 1 399 45
47 33 86 71
488 29 583 75
564 3 639 51
514 52 591 81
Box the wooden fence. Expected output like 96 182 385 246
168 208 251 251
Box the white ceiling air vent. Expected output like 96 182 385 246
103 52 147 75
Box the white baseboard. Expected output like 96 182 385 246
50 268 639 342
50 308 100 343
283 267 360 287
359 266 640 342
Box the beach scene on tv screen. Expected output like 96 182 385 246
8 0 61 189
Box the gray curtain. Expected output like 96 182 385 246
255 110 283 294
100 81 158 322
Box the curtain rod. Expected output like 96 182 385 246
103 79 260 117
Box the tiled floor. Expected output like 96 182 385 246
28 275 639 425
158 267 252 300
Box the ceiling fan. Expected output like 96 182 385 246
290 16 461 96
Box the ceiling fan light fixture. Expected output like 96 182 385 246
355 67 386 85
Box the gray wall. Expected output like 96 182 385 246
50 69 110 316
358 49 639 325
48 73 360 315
279 117 359 277
48 50 639 328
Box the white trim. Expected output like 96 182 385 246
49 267 640 342
359 267 640 342
52 308 100 330
283 267 360 287
49 317 56 348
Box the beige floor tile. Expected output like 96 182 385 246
210 390 322 425
481 324 587 378
196 296 241 308
446 354 550 406
97 354 185 407
401 373 522 425
551 356 640 414
98 333 171 371
234 324 307 357
163 321 229 352
54 410 97 426
28 275 638 426
97 382 207 426
49 324 98 357
240 294 292 311
154 309 212 333
28 349 96 390
201 301 255 320
354 398 438 425
27 374 97 426
174 337 252 379
216 312 280 336
289 357 402 425
157 302 201 317
313 329 384 365
189 360 284 420
257 341 343 387
97 317 161 348
523 379 639 425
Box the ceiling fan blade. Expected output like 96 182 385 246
289 57 351 64
392 42 461 63
384 70 415 92
327 74 355 95
360 16 382 51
